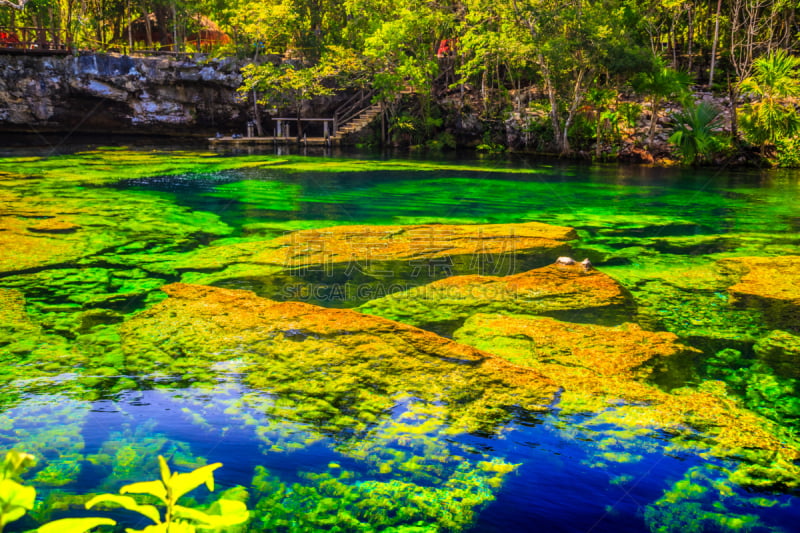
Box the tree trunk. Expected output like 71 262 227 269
171 1 178 52
595 114 602 159
687 5 694 74
709 0 723 87
252 90 263 136
728 80 740 144
647 97 661 147
140 0 152 48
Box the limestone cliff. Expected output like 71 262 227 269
0 53 249 135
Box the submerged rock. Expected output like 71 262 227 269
358 263 633 333
450 312 800 488
719 256 800 332
178 221 578 305
0 288 76 379
453 314 690 380
753 330 800 379
120 283 558 434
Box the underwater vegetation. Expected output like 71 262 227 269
1 148 800 531
0 449 247 533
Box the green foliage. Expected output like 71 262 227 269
0 450 117 533
738 50 800 155
476 131 506 155
632 61 693 147
0 451 36 532
37 517 118 533
86 456 249 533
668 101 725 165
774 137 800 168
618 102 642 129
240 45 366 127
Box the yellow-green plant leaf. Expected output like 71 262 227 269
0 478 36 515
171 521 197 533
167 463 222 501
126 523 170 533
158 456 171 486
119 480 168 504
38 517 117 533
173 505 215 525
85 494 161 525
1 506 28 526
131 521 194 533
1 451 35 479
199 499 250 529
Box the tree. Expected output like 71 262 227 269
584 88 617 159
738 50 800 154
241 45 364 138
632 60 692 148
0 0 30 9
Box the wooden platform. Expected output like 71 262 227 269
208 136 335 146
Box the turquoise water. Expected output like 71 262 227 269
1 148 799 532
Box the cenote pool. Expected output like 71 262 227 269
0 147 799 532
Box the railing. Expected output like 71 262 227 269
333 89 377 133
0 26 68 51
272 117 335 139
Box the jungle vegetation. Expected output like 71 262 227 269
1 0 799 164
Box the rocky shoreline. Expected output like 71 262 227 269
0 52 756 166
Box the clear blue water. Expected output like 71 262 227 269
2 149 800 532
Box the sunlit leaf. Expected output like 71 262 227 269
38 517 117 533
85 493 162 525
119 480 168 504
158 456 171 486
126 523 170 533
167 463 222 501
0 479 35 511
173 505 215 525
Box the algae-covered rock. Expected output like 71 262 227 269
120 283 558 434
177 221 578 305
719 256 800 332
453 314 690 380
0 288 37 342
603 258 767 354
0 186 232 277
753 330 800 379
449 314 800 487
358 263 632 332
0 288 78 381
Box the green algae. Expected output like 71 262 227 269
0 149 553 189
1 148 799 529
358 264 632 332
644 465 768 533
0 149 280 186
703 332 800 433
0 397 88 487
200 179 303 212
250 458 507 532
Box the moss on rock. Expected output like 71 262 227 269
177 221 578 306
120 283 558 434
719 256 800 332
453 314 690 380
359 263 632 332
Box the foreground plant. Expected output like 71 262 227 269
86 456 249 533
0 450 115 533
